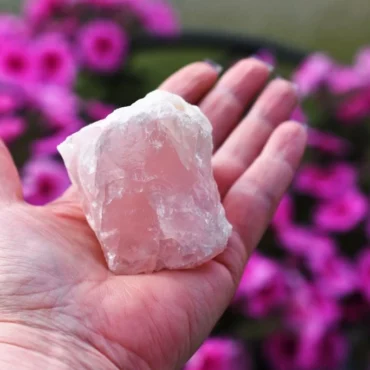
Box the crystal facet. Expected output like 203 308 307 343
58 90 232 274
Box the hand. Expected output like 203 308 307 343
0 58 306 370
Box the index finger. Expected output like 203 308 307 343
159 62 220 104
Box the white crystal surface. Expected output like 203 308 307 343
58 90 232 274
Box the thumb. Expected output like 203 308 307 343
0 140 23 204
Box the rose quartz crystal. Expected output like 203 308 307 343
58 90 232 274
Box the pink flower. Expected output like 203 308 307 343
286 281 340 338
265 330 347 370
184 338 250 370
0 15 29 41
290 105 307 124
0 116 26 143
313 254 358 298
254 49 276 68
307 128 350 155
85 100 115 121
32 129 75 156
46 16 80 37
30 85 80 130
0 92 18 115
298 331 348 370
336 88 370 122
357 247 370 302
272 194 293 230
277 226 336 262
24 0 69 27
292 53 334 96
33 33 77 86
0 40 35 84
295 163 357 200
81 0 138 7
22 157 70 205
327 66 364 94
138 1 180 36
355 47 370 82
234 253 287 317
314 188 368 232
78 20 129 73
264 331 300 370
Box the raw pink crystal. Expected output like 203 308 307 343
58 90 232 274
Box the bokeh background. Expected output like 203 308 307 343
1 1 370 370
3 0 370 60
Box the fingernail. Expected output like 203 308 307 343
250 56 274 72
204 59 223 74
274 75 287 81
275 77 302 99
266 63 275 72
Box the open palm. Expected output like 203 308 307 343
0 59 306 370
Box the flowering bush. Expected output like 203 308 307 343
186 51 370 369
0 0 179 204
1 2 370 369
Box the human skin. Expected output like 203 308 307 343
0 58 306 370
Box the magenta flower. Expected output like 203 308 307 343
47 16 80 38
278 226 336 262
357 247 370 302
30 85 80 130
22 157 70 205
85 100 115 121
355 47 370 81
314 254 358 298
32 129 75 156
265 330 347 370
0 92 18 115
307 128 350 155
139 1 180 36
82 0 135 7
78 20 129 73
265 331 301 370
234 253 287 317
254 49 276 68
0 14 29 40
0 40 35 84
33 33 77 86
327 66 364 94
272 194 293 230
295 163 357 200
286 282 340 338
184 338 250 370
24 0 69 27
314 188 368 232
336 88 370 122
298 330 348 370
0 116 26 143
292 53 334 96
290 105 307 124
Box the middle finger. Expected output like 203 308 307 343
213 78 299 198
199 58 272 150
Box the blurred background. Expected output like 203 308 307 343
3 0 370 60
1 1 370 369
